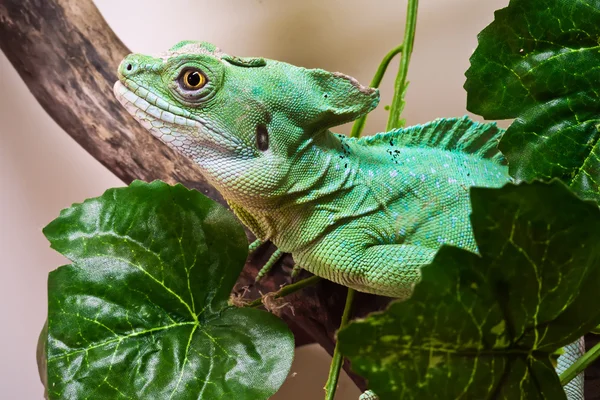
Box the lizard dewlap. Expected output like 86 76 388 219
114 41 510 298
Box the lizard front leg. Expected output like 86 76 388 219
229 203 288 280
298 233 438 299
353 243 438 298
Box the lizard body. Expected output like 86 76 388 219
114 41 508 298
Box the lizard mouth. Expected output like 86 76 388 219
113 79 241 153
114 80 200 147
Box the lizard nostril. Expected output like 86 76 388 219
126 64 133 71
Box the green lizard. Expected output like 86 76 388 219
114 41 584 399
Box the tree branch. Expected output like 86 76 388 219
0 0 392 392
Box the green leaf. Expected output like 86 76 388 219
43 180 294 400
338 181 600 399
464 0 600 201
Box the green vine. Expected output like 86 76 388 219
324 288 356 400
350 44 403 138
387 0 419 130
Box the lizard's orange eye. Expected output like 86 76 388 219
180 69 207 90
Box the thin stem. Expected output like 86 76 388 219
324 288 356 400
247 275 322 308
386 0 419 131
560 341 600 386
350 45 403 138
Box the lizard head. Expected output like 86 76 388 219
114 41 379 201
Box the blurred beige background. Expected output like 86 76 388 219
0 0 508 398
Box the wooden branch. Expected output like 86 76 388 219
0 0 392 392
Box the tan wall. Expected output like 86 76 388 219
0 0 508 398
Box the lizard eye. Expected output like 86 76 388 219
179 69 207 90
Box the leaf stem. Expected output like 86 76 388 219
559 340 600 386
350 45 403 138
324 288 356 400
247 275 322 308
386 0 419 131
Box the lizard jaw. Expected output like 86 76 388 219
114 80 201 151
113 80 243 157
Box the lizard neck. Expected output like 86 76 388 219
198 128 352 209
227 129 359 249
283 130 348 195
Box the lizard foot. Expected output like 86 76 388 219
248 238 263 253
249 239 302 281
255 248 284 281
249 239 286 282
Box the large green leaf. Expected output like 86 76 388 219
42 180 294 400
465 0 600 201
338 181 600 399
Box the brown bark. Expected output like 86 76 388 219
0 0 388 392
